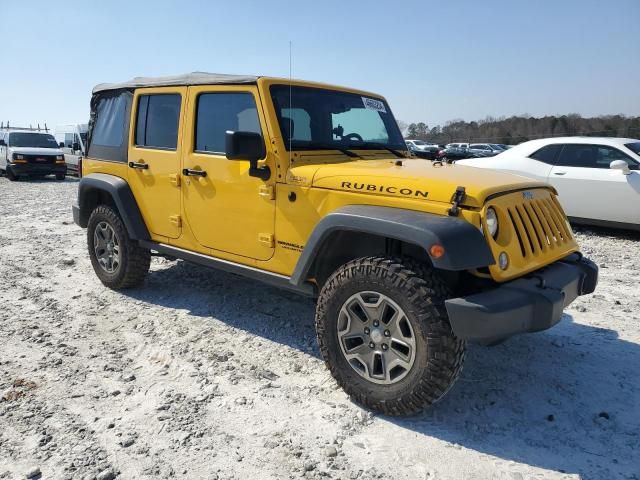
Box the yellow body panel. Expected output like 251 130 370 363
128 86 187 240
83 76 578 283
180 85 276 261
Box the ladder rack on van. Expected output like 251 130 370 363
0 122 49 132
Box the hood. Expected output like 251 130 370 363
289 157 550 208
10 146 64 156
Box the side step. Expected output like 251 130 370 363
139 240 316 297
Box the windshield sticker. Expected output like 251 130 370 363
362 97 386 113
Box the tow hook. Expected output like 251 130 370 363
448 186 466 216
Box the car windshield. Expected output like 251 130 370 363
625 142 640 156
270 85 406 153
8 132 58 148
412 140 426 145
490 144 504 150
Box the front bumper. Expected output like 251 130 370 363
8 163 67 176
445 254 598 344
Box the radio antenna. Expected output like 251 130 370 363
289 40 293 163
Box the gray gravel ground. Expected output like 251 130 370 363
0 176 638 480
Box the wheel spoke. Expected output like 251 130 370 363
337 290 416 385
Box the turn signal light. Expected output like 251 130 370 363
429 244 445 258
12 159 27 164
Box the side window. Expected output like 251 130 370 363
135 94 181 150
195 92 261 154
92 94 129 147
556 144 601 168
529 144 562 164
281 107 311 142
595 146 637 168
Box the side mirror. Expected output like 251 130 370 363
225 131 269 180
0 139 5 147
610 160 631 175
72 142 80 151
59 142 65 148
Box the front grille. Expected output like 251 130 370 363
484 188 578 281
506 196 573 258
24 154 56 164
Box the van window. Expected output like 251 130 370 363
195 92 261 154
135 94 181 150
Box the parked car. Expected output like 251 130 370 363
439 145 496 162
55 124 88 176
457 137 640 230
468 143 505 155
405 139 440 159
72 72 596 416
0 130 67 181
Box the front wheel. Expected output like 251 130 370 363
315 256 465 416
87 205 150 289
55 173 66 180
6 168 18 181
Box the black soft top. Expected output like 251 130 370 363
92 72 259 94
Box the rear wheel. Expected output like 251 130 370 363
87 205 150 289
315 256 465 416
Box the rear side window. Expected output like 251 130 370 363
135 94 181 150
195 92 261 154
88 90 133 162
529 144 562 164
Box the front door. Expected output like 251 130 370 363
548 143 640 223
182 85 275 261
128 87 186 239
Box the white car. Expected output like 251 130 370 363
457 137 640 230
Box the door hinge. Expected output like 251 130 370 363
258 233 274 248
259 185 275 200
169 173 181 187
169 215 182 227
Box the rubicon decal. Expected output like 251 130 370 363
341 182 428 198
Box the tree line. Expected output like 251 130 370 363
402 114 640 145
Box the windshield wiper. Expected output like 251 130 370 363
358 142 406 158
296 143 361 158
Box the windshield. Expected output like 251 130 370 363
412 140 426 145
9 132 58 149
490 144 504 150
625 142 640 156
270 85 406 152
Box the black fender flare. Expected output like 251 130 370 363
74 173 150 241
290 205 495 287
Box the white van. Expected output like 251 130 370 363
0 130 67 180
54 124 88 176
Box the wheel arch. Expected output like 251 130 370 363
290 205 495 288
76 173 150 241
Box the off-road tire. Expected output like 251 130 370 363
315 256 465 416
6 168 18 181
55 173 66 180
87 205 150 289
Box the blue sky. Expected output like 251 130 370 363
1 0 638 129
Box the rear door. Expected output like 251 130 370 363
548 144 640 223
127 87 186 239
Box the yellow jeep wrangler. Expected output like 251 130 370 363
73 73 597 415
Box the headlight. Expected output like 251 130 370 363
485 207 499 238
13 153 24 160
56 155 64 160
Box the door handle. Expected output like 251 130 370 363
129 161 148 170
182 168 207 178
553 171 566 175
